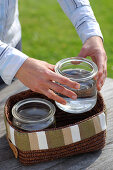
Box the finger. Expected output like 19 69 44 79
48 64 55 71
98 65 104 79
97 72 106 91
78 47 88 58
49 71 80 90
96 56 104 89
97 68 104 91
94 74 98 81
97 64 106 91
41 88 67 105
101 61 107 85
100 64 107 86
48 81 77 100
71 57 82 65
91 56 97 65
104 60 107 78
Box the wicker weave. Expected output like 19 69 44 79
4 90 106 165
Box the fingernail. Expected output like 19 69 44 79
76 84 80 89
72 95 77 100
61 101 66 105
98 83 101 91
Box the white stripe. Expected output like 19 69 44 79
70 125 81 142
36 131 48 149
10 126 15 146
99 112 106 131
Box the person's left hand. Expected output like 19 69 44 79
78 36 107 91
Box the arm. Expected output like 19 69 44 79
0 41 28 85
57 0 103 43
0 41 80 104
57 0 107 90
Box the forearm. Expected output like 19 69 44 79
57 0 103 43
0 41 28 85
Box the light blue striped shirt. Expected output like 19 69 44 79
58 0 103 43
0 0 103 85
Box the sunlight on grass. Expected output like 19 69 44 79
19 0 113 78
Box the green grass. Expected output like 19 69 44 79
19 0 113 78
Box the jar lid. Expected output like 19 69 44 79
12 98 56 123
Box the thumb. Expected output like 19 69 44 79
78 47 88 58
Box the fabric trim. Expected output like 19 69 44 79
6 112 106 151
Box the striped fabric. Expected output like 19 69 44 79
5 112 106 151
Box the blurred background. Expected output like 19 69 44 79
19 0 113 78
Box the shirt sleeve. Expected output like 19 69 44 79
0 41 28 85
57 0 103 44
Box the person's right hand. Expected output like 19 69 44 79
15 58 80 105
78 36 107 91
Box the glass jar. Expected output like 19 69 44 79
55 57 98 114
12 98 56 131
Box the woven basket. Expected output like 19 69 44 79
4 90 107 165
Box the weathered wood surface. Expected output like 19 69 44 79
0 78 113 170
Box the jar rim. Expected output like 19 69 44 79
12 98 56 123
55 57 98 81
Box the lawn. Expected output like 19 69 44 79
19 0 113 78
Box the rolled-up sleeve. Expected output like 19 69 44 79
57 0 103 44
0 41 28 85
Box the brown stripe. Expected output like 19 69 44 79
62 127 73 145
93 116 102 134
28 133 39 150
46 129 65 149
79 119 96 140
4 116 7 128
4 118 8 135
14 131 30 151
6 122 11 140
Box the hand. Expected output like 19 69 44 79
15 58 80 104
78 36 107 91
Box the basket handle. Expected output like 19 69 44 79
7 137 18 158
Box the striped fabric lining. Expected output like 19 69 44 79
5 112 106 151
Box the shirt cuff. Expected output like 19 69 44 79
77 19 103 44
0 46 28 85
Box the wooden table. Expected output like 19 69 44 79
0 78 113 170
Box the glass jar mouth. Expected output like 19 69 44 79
12 98 56 123
55 57 98 82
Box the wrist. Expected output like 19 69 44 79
15 57 30 78
85 36 103 44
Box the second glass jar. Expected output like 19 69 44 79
12 98 56 131
55 57 98 114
